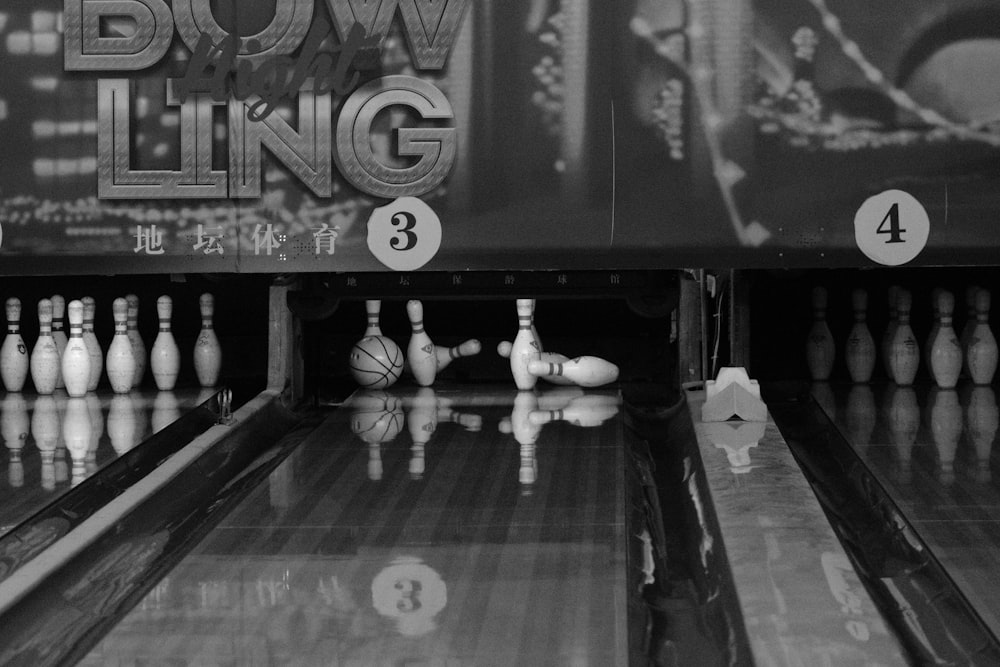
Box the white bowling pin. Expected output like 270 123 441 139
805 286 835 381
928 290 962 389
126 294 147 387
107 393 138 455
960 285 979 377
81 296 103 391
405 300 436 387
30 299 61 395
844 288 875 384
50 295 67 389
0 298 28 393
498 341 575 385
63 396 91 486
888 289 919 386
61 300 91 398
526 355 619 388
967 288 998 386
881 285 900 381
365 299 383 336
105 297 136 394
407 387 437 479
510 299 540 390
530 300 543 352
434 339 481 373
193 293 222 387
150 295 180 391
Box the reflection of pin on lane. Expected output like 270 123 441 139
527 355 619 388
529 394 620 427
407 387 437 479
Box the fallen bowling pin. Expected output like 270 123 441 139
435 339 481 372
527 355 619 387
497 341 574 385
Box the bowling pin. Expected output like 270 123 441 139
30 299 61 395
150 295 180 391
2 393 28 487
844 288 876 384
105 297 136 394
126 294 147 387
960 285 979 377
530 300 543 352
51 295 67 389
63 396 91 486
498 341 575 385
407 387 437 479
0 298 28 393
510 299 541 390
881 285 900 381
967 288 998 386
365 299 382 336
81 296 103 391
193 293 222 387
61 300 91 398
527 355 619 388
405 300 436 387
888 289 919 386
805 286 835 381
434 339 481 373
928 290 962 389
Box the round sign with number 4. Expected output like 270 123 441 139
854 189 929 266
367 196 442 271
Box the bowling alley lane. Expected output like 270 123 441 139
808 380 1000 636
0 387 218 538
78 385 634 665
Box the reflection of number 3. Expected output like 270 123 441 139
390 212 418 251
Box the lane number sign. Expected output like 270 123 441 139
854 189 929 266
367 197 442 271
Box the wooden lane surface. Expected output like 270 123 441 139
80 385 629 666
813 381 1000 636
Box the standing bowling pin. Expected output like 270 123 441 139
126 294 146 387
805 286 835 381
510 299 540 390
961 285 980 377
527 355 619 388
882 285 900 381
924 288 942 380
365 300 382 336
435 339 481 373
30 299 60 395
888 289 919 386
967 288 998 386
81 296 103 391
845 288 875 384
51 295 68 389
0 298 28 393
150 295 180 391
61 300 91 397
193 293 222 387
928 290 962 389
105 297 136 394
405 300 436 387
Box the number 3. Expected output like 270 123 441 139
390 211 418 251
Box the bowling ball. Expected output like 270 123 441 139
349 335 404 389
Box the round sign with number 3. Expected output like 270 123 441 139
854 189 929 266
367 197 442 271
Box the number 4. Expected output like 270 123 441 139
876 203 906 244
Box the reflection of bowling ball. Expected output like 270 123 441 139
350 336 404 389
351 391 404 444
